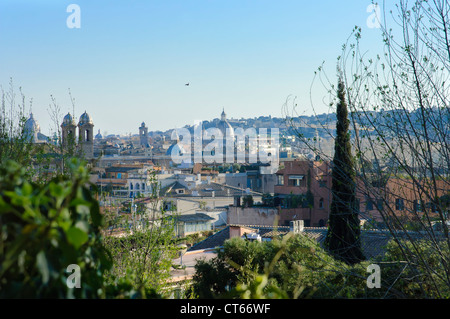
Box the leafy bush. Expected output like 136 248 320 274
380 239 450 298
0 159 111 298
192 234 382 299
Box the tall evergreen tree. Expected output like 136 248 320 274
324 77 365 265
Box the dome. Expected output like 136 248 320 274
217 109 234 138
95 129 103 139
24 113 40 136
62 112 76 126
79 111 93 125
166 143 186 157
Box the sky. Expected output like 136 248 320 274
0 1 391 136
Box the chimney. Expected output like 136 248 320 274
290 220 304 234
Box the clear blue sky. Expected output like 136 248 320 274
0 1 390 135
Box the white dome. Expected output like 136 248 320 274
24 113 40 134
217 109 234 137
23 113 42 142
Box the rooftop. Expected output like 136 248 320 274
174 213 215 223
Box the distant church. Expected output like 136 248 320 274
139 122 150 148
61 111 94 158
167 108 236 164
217 108 235 138
24 113 48 143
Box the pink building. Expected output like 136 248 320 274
274 159 331 227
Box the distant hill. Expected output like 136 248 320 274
149 107 449 142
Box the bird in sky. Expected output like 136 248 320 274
185 83 189 86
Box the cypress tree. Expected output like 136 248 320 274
324 77 365 265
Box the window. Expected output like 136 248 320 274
366 197 373 211
376 199 384 210
318 180 327 188
185 222 211 233
117 173 122 179
288 175 306 187
395 198 404 211
277 175 284 185
427 202 438 213
414 200 424 212
163 201 176 211
319 198 324 209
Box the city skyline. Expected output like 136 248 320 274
0 1 389 135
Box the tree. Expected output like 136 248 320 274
335 1 450 297
287 0 450 297
102 170 180 297
0 80 35 174
324 78 365 265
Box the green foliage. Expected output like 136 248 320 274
0 159 185 299
380 239 450 298
0 159 111 298
103 227 179 297
102 170 180 298
282 193 314 209
193 233 450 299
193 254 237 298
192 234 380 299
325 77 365 265
242 195 254 207
440 193 450 218
182 230 216 247
261 193 275 207
235 274 289 299
0 82 34 171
